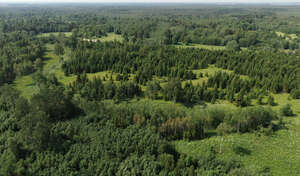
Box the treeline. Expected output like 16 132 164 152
63 41 299 94
163 11 300 50
3 5 300 50
69 71 279 109
69 74 142 101
62 42 201 83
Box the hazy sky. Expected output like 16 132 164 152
1 0 300 3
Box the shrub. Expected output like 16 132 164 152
217 122 233 136
159 117 204 140
291 89 300 99
267 95 276 106
158 153 175 171
205 106 226 129
280 104 294 116
227 107 276 133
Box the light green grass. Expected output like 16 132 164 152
43 44 76 85
276 31 298 40
173 92 300 176
174 127 300 176
83 33 123 42
99 33 123 42
37 32 72 38
174 43 226 50
181 65 249 87
14 75 38 99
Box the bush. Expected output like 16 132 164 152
291 89 300 99
216 122 233 136
227 107 276 133
158 153 175 171
280 104 294 116
159 117 204 140
267 95 276 106
205 106 226 129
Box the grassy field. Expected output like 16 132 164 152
14 75 39 99
99 33 123 42
174 92 300 176
276 31 298 40
181 65 250 87
37 32 72 38
82 33 123 42
174 43 226 50
37 32 123 43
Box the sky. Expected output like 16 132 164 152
1 0 299 3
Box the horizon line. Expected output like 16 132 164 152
1 2 300 4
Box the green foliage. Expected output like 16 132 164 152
226 40 240 51
146 80 161 100
158 153 175 171
226 107 276 133
1 4 300 176
70 74 141 101
20 111 51 151
280 104 294 116
159 116 204 140
54 42 65 56
31 85 78 121
0 32 45 86
163 78 183 102
268 95 276 106
205 106 227 129
290 89 300 99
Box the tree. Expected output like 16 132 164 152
146 81 161 100
34 58 43 70
54 43 65 56
291 89 300 99
216 123 232 153
20 111 51 151
280 104 293 116
163 29 173 45
226 40 240 51
257 95 264 105
30 85 78 121
158 153 175 171
267 95 276 106
163 79 183 102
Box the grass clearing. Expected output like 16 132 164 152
14 75 38 99
199 65 249 80
174 127 300 176
82 33 123 43
174 43 226 50
37 32 72 38
99 33 123 42
276 31 298 40
173 92 300 176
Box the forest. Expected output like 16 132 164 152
0 3 300 176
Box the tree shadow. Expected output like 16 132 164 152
205 131 217 138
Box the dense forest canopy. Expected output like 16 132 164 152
0 3 300 176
